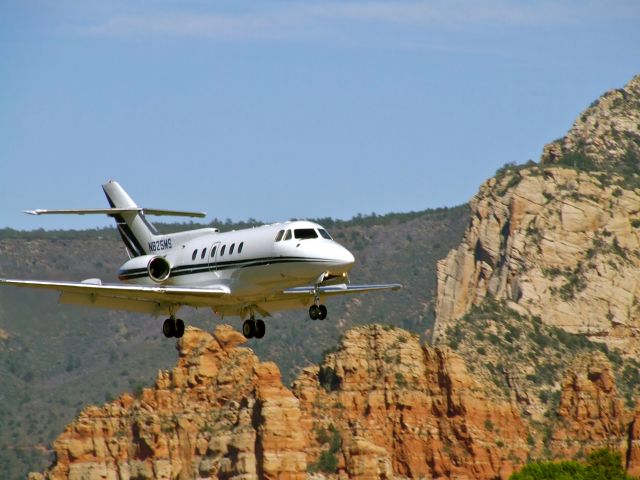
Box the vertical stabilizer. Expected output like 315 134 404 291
102 181 157 258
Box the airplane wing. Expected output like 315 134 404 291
0 278 229 315
283 283 402 297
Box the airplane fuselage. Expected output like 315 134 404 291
117 220 355 296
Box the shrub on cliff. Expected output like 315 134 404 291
510 449 634 480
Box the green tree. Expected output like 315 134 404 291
510 449 634 480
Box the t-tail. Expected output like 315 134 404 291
102 181 158 258
24 180 207 258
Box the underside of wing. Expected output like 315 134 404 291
0 278 230 315
283 283 402 297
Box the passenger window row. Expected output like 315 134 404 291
191 241 244 261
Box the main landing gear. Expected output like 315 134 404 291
309 304 327 320
242 317 266 339
162 316 185 338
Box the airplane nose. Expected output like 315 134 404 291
335 244 355 269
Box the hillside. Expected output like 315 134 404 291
435 74 640 352
433 74 640 462
0 205 468 478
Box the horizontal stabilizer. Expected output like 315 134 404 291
24 208 206 218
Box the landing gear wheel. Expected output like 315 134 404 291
318 305 327 320
255 319 266 339
243 319 256 339
175 319 185 338
162 318 176 338
309 305 320 320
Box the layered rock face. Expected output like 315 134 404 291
434 165 640 352
34 326 308 480
293 324 529 480
35 325 531 480
33 325 640 478
434 75 640 355
551 352 631 459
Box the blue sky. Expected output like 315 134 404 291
1 1 638 230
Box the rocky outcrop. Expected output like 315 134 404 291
37 325 531 480
542 74 640 167
293 324 529 480
33 325 640 479
550 352 632 459
434 166 640 355
38 325 308 480
434 74 640 352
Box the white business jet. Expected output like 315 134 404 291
0 182 401 340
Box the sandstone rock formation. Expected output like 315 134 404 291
550 352 632 459
430 73 640 475
36 325 308 480
434 74 640 356
36 325 532 480
35 324 640 479
434 165 640 354
542 74 640 168
293 324 529 480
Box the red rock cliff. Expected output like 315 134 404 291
34 325 640 479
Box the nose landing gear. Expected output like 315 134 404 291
162 316 185 338
309 304 327 320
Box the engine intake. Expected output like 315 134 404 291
148 256 171 282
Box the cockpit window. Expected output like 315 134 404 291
275 230 284 242
318 229 332 240
283 230 292 241
294 228 318 240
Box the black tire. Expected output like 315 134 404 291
255 319 266 339
243 319 256 339
175 319 185 338
309 305 319 320
162 318 175 338
318 305 327 320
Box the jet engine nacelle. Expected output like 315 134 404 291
118 255 172 283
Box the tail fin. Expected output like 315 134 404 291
24 181 206 258
102 181 157 258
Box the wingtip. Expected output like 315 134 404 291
23 210 39 215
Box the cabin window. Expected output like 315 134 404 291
211 246 217 258
283 230 292 241
318 229 332 240
201 248 207 259
238 242 244 253
275 230 285 242
220 245 226 256
294 228 318 240
192 249 198 261
230 243 235 255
